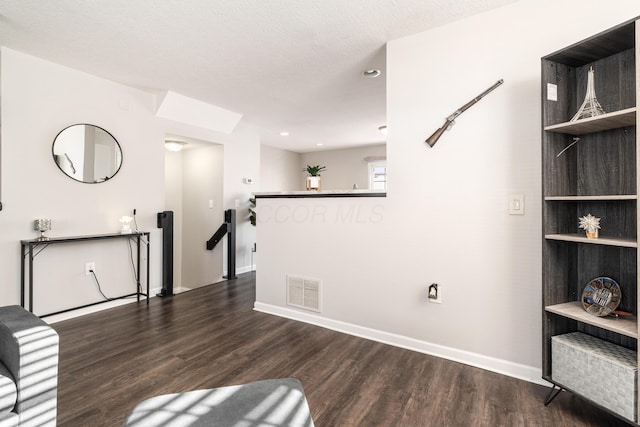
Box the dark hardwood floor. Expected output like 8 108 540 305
52 273 630 426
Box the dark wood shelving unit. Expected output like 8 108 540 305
542 17 640 424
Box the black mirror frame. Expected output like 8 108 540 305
52 123 123 184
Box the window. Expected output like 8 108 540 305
368 161 387 190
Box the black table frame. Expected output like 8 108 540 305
20 232 150 317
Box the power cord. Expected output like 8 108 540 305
131 209 149 245
126 238 142 294
129 208 146 295
133 208 138 232
89 269 113 301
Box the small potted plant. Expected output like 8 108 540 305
304 164 326 190
578 213 601 239
249 197 256 226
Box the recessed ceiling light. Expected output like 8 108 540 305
165 140 186 152
280 131 289 136
316 143 324 146
362 69 381 78
378 125 388 136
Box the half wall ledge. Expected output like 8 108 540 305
254 190 386 199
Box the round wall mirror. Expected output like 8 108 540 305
52 124 122 183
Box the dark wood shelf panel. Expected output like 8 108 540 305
543 20 635 66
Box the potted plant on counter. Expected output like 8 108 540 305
304 164 326 190
249 197 256 226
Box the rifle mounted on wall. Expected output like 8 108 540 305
425 79 504 148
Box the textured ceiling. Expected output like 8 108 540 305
0 0 518 152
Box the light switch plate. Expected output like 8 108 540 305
547 83 558 101
509 194 525 215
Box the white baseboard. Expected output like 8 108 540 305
44 286 193 324
152 286 191 295
253 302 548 387
226 265 256 276
45 296 151 324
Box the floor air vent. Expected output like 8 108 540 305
287 275 321 312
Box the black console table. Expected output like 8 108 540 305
20 232 150 317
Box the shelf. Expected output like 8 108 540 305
545 195 637 201
20 232 147 245
544 233 637 248
546 301 637 339
544 107 636 135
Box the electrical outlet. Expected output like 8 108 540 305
85 262 95 275
428 283 442 304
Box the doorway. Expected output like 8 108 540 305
164 136 224 291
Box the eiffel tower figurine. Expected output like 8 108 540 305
570 67 606 121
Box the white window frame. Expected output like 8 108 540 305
368 160 387 190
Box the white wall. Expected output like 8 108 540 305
181 144 224 287
260 144 387 192
0 47 164 314
0 47 261 314
255 0 640 384
221 126 260 274
300 144 386 190
165 142 225 290
260 145 302 191
158 121 260 277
